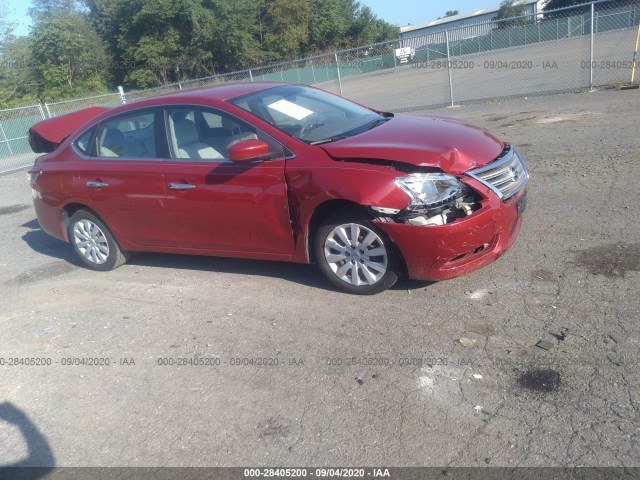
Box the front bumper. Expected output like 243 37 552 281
375 179 526 281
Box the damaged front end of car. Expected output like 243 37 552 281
358 145 529 281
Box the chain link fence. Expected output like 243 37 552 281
0 104 46 174
1 0 638 174
44 92 123 118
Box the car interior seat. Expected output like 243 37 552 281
171 114 224 160
101 128 126 157
221 117 258 152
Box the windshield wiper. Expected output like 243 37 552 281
309 118 389 145
365 117 390 131
309 136 347 146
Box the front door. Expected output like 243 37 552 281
160 106 294 255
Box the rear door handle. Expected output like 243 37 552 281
168 183 196 190
86 181 109 188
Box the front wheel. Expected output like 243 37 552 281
67 210 128 271
314 209 402 294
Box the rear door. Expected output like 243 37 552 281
160 106 294 255
72 109 171 247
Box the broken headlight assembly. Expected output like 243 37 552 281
395 173 461 209
393 173 481 226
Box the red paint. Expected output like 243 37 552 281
321 114 504 174
229 139 270 162
28 83 527 282
29 107 109 152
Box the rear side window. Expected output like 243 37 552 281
96 111 156 159
74 128 95 155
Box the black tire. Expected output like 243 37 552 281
67 210 128 271
314 207 402 294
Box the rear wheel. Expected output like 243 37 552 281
314 208 401 294
68 210 128 271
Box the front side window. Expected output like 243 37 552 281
166 107 284 162
96 111 156 159
229 85 388 145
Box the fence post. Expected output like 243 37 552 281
311 64 316 83
44 103 52 118
335 52 343 96
118 86 126 104
249 69 254 82
589 2 594 91
445 30 455 107
37 103 47 120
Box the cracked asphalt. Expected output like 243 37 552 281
0 88 639 468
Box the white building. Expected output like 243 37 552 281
399 1 547 47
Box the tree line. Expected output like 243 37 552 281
0 0 397 107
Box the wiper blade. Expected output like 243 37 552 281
309 136 347 146
365 117 389 131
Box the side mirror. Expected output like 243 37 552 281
229 139 270 162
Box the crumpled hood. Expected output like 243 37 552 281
321 114 505 175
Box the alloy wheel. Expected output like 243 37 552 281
323 223 388 286
73 219 110 265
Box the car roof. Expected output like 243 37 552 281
143 82 287 103
29 82 293 151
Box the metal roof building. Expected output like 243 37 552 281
399 0 547 47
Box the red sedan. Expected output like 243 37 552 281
28 83 528 294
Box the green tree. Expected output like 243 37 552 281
0 36 39 107
112 0 218 87
438 10 459 19
264 0 312 59
208 0 265 69
544 0 591 9
309 0 349 52
29 10 112 100
495 0 527 28
345 2 397 47
543 0 605 18
29 0 77 20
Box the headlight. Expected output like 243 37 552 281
395 173 461 209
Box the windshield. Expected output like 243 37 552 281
229 85 388 144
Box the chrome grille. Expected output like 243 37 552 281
466 146 529 200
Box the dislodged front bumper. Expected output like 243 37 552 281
375 177 527 281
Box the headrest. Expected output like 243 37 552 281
174 119 199 145
103 128 125 147
222 116 242 132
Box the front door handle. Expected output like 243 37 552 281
86 181 109 188
168 183 196 190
